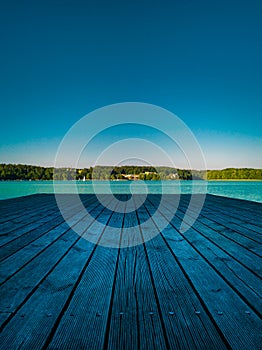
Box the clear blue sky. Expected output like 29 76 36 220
0 0 261 169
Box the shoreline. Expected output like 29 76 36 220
1 179 262 182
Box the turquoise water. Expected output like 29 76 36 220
0 180 262 202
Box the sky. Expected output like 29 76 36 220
0 0 261 169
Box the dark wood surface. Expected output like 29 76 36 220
0 194 261 349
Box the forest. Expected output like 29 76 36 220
0 164 261 181
206 168 262 180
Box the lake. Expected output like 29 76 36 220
0 180 262 202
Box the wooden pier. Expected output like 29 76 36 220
0 194 261 349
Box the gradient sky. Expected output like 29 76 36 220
0 0 261 169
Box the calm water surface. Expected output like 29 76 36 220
0 180 262 202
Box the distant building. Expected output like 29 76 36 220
169 173 179 179
122 174 139 180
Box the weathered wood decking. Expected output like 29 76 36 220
0 194 261 349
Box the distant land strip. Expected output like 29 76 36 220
0 164 262 181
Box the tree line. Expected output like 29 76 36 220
0 164 261 180
207 168 262 180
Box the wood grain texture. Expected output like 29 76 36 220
0 193 261 350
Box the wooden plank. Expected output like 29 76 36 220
0 194 58 226
204 195 262 229
197 211 261 245
175 208 262 277
209 194 262 216
149 196 262 315
187 198 262 243
167 195 262 276
137 197 229 349
0 196 101 284
0 197 115 349
0 193 261 349
145 195 262 350
0 195 74 246
179 194 262 241
0 206 55 231
107 197 167 349
0 195 96 259
0 211 62 248
44 198 125 349
177 200 262 257
0 196 111 329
